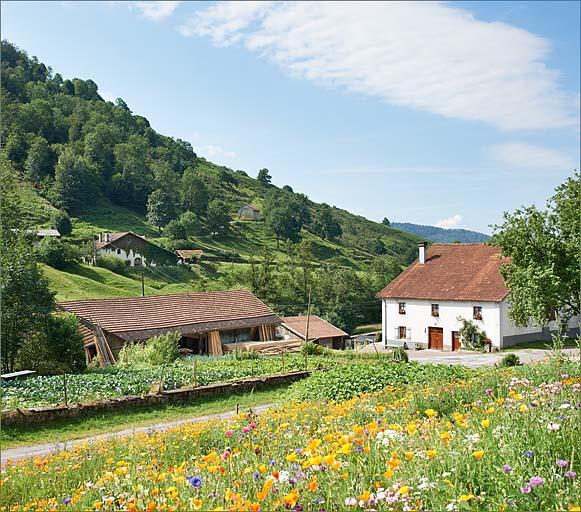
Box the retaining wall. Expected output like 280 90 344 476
1 371 309 427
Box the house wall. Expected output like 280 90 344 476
382 298 579 350
382 298 502 349
500 301 579 346
97 247 154 267
98 234 177 267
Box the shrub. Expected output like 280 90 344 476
118 332 181 367
15 313 85 374
96 255 129 275
164 219 187 240
50 209 72 236
301 341 324 356
500 353 521 367
233 349 260 360
390 347 409 363
36 238 80 270
458 318 487 350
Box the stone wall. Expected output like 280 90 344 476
1 371 309 427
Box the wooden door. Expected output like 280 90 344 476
452 331 461 351
428 327 444 350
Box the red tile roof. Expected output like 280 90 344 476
281 315 348 340
95 232 132 250
377 244 509 302
59 290 280 341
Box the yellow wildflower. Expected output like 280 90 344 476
458 494 475 502
481 419 490 428
404 451 414 461
425 409 438 418
426 449 437 459
472 450 485 460
399 486 410 495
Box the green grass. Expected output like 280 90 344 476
503 338 579 351
352 323 382 334
0 386 287 449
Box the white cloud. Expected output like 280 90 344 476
202 144 237 159
178 1 577 131
134 1 180 22
436 214 463 228
489 142 576 170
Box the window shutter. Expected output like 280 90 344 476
406 327 411 340
394 327 399 340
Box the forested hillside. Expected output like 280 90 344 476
391 222 490 243
1 40 420 332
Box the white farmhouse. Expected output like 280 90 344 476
378 242 578 350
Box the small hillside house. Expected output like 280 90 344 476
377 242 578 350
176 249 204 264
59 289 281 364
96 232 176 267
238 204 261 221
280 315 348 350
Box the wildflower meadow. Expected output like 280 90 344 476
1 359 579 511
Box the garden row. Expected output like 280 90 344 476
1 353 475 411
1 359 578 511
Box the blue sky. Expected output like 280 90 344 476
2 1 579 233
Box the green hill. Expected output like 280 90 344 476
1 39 419 331
391 222 490 243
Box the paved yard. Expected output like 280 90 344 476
358 343 580 368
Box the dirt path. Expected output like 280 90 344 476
1 403 273 466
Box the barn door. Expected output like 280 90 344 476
452 331 461 351
428 327 444 350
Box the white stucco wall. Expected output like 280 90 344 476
501 301 579 339
382 298 578 349
382 298 501 349
97 247 155 267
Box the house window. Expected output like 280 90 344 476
473 306 483 320
431 304 439 317
398 326 407 340
116 248 121 254
399 302 406 315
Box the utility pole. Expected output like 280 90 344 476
141 270 145 297
305 284 312 343
91 228 97 266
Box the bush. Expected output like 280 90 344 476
301 341 324 356
164 219 187 240
500 353 521 367
458 318 487 350
36 238 80 270
96 255 129 275
15 313 85 374
390 347 409 363
233 349 260 360
118 332 181 367
50 209 72 236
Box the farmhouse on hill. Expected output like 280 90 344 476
280 315 348 350
237 204 261 221
95 232 176 267
377 242 579 350
58 289 281 364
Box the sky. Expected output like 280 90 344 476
2 1 579 233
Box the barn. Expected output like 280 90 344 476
59 290 281 364
280 315 348 350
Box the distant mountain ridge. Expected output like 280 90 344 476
391 222 490 243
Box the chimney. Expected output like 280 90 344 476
418 241 427 264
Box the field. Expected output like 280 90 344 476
1 359 579 511
0 354 471 411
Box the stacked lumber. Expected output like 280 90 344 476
222 339 302 355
